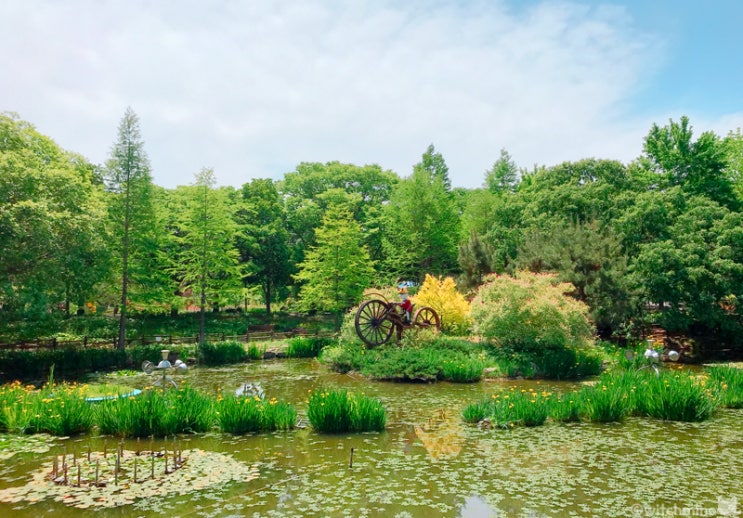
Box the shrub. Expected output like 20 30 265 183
413 274 471 334
286 336 334 358
199 341 246 365
307 389 386 433
470 271 594 352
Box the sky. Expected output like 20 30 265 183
2 0 742 190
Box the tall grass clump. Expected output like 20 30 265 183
95 386 215 437
708 366 743 408
199 340 246 365
286 336 333 358
440 356 485 383
0 381 34 433
246 343 264 360
307 389 386 433
28 382 95 436
217 395 296 434
462 387 552 428
579 371 636 423
633 371 717 422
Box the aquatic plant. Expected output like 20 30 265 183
199 340 246 365
307 389 386 433
708 365 743 408
95 386 214 437
633 371 718 422
440 356 485 383
286 336 334 358
27 382 95 436
463 387 552 428
246 343 264 360
217 394 297 434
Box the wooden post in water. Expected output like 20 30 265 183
349 447 354 468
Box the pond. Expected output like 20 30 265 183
1 359 742 517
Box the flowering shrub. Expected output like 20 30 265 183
470 271 594 351
413 274 471 334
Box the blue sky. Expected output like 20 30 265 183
1 0 741 189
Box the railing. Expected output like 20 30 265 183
0 329 336 351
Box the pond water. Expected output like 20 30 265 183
1 359 742 517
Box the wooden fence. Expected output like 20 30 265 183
0 328 336 351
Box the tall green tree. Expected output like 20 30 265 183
239 178 291 315
418 144 451 192
176 169 242 345
0 113 109 321
484 148 519 194
104 107 156 348
293 204 375 313
381 148 459 281
643 116 738 209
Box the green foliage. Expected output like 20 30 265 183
462 388 552 428
307 389 386 433
0 348 129 383
322 333 486 383
286 336 333 358
516 220 631 335
96 386 214 437
633 371 717 422
246 343 264 360
238 178 291 315
382 147 460 280
199 341 246 366
708 365 743 408
470 271 595 352
530 347 603 380
294 204 375 312
217 395 296 434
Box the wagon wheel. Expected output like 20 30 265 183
413 306 440 331
355 299 395 348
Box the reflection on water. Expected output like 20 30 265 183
1 359 742 517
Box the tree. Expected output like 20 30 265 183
0 113 110 321
293 204 375 313
176 168 242 345
484 148 519 194
280 161 398 269
417 144 451 191
515 220 632 336
381 148 459 280
104 107 156 349
644 116 738 209
238 178 291 315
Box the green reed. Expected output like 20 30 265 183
632 371 718 422
707 365 743 409
217 395 297 434
307 389 386 433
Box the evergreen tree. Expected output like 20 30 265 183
294 204 375 313
104 107 156 349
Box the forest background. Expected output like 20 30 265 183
1 109 742 353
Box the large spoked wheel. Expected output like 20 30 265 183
413 306 441 331
355 299 394 348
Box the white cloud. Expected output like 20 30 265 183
3 0 735 189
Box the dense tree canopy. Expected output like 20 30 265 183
2 112 742 352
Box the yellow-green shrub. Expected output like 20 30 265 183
470 271 593 351
413 274 471 334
